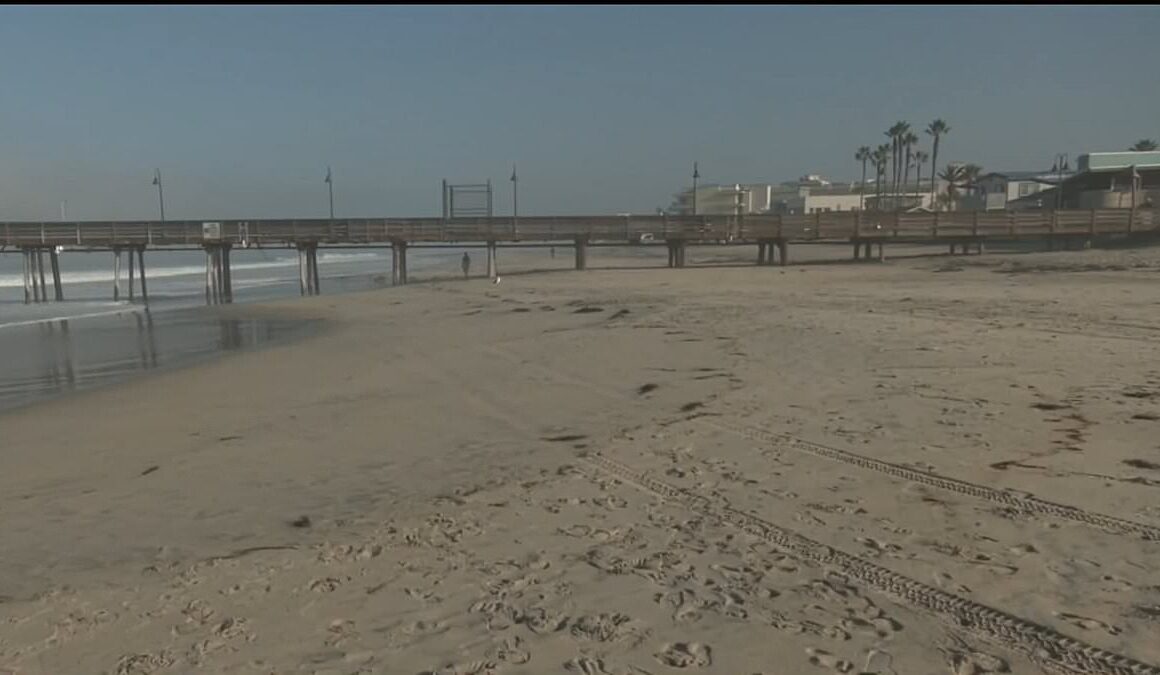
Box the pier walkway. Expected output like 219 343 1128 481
2 209 1154 304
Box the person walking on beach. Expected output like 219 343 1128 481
461 252 471 279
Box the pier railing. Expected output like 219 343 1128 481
0 209 1154 249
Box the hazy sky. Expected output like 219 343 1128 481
1 5 1157 220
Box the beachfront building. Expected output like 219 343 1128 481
966 170 1072 210
667 183 777 215
668 174 939 216
1004 151 1160 211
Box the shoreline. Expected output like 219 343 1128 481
1 244 1159 673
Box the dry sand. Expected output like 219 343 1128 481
2 244 1160 675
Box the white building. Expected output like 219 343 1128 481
968 171 1072 210
668 176 938 216
668 183 777 215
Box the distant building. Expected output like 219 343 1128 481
669 178 939 216
968 170 1073 210
1006 151 1160 210
668 183 776 215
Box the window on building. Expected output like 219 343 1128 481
1018 183 1033 197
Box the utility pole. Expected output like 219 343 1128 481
152 169 166 221
325 165 334 220
511 163 518 236
1051 153 1069 210
692 161 700 215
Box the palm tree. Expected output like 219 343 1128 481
961 164 983 207
1131 139 1158 151
873 144 890 211
912 150 929 208
855 146 872 210
885 122 910 210
937 164 967 211
901 131 919 207
926 119 951 202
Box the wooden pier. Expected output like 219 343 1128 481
2 209 1155 304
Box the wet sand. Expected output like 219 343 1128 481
1 244 1159 674
0 307 325 413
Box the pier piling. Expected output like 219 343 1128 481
574 237 588 270
391 241 408 285
137 248 149 303
203 244 233 304
128 247 136 302
50 248 64 301
113 249 123 302
36 249 48 302
296 244 320 296
22 251 32 304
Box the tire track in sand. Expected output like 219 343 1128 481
480 342 1160 542
580 452 1160 675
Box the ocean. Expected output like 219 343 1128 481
0 245 475 412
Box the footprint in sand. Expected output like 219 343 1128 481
1054 611 1122 635
324 618 358 647
805 647 854 672
421 659 498 675
469 598 521 631
655 642 712 668
570 613 634 642
942 647 1008 674
521 606 569 634
379 618 448 649
488 635 531 665
308 577 345 593
114 651 176 675
564 656 614 674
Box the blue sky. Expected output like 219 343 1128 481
0 5 1157 220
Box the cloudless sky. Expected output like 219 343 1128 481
0 5 1157 220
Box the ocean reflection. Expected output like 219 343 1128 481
0 309 321 412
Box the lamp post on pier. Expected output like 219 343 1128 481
152 169 166 221
1051 154 1069 210
324 165 335 220
692 161 700 215
511 163 518 237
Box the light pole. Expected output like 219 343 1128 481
510 163 518 236
152 168 166 221
1130 164 1140 230
1051 153 1069 210
324 166 334 220
692 161 700 215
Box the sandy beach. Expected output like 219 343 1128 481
2 244 1160 675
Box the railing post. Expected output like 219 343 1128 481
813 211 821 240
1049 209 1057 235
40 223 46 245
1008 211 1015 237
1089 208 1096 237
853 210 861 240
76 222 82 245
